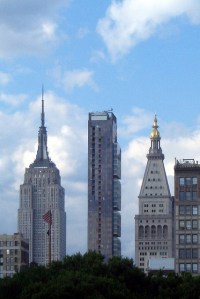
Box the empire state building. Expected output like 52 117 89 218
18 97 66 265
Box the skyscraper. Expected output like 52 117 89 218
174 159 200 274
18 97 66 265
88 111 121 260
135 115 174 272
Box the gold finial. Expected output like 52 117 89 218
150 114 160 138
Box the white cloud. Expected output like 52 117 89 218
52 67 97 92
0 71 11 85
0 0 69 58
0 93 27 106
119 107 153 137
97 0 200 60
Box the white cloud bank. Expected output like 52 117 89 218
52 67 96 92
97 0 200 60
0 0 69 58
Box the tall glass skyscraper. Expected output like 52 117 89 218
18 98 66 265
88 111 121 260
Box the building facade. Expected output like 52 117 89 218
174 159 200 274
135 115 174 271
88 111 121 260
18 98 66 265
0 233 29 278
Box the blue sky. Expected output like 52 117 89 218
0 0 200 259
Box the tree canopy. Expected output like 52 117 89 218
0 252 200 299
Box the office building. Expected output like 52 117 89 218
135 115 174 271
0 233 29 278
174 158 200 274
18 98 66 265
88 111 121 260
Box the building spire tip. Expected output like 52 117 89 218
41 85 45 127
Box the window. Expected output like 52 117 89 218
192 234 198 244
179 249 185 259
179 192 185 200
192 177 197 186
192 248 198 259
186 249 191 259
185 178 191 186
192 192 197 201
185 206 191 215
186 235 191 244
179 178 184 186
192 263 198 273
179 206 185 215
186 263 191 272
179 234 185 244
192 206 198 215
186 192 191 200
186 220 191 230
179 263 185 272
192 220 198 229
179 220 185 229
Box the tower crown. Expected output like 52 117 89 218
147 114 164 160
150 114 160 139
30 91 55 168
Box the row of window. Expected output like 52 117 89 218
179 234 198 244
139 225 168 239
179 263 197 273
179 248 198 259
179 220 198 230
179 177 197 186
179 191 197 201
179 205 199 215
179 205 198 215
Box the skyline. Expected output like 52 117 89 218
0 0 200 259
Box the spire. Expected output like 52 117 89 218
30 90 55 168
41 85 45 127
147 114 164 160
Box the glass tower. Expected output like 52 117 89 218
88 111 121 260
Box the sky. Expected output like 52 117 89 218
0 0 200 260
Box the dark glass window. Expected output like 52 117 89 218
192 192 197 201
185 206 191 215
192 220 198 229
192 206 198 215
179 206 185 215
179 234 185 244
179 178 184 186
185 263 191 272
179 263 185 272
179 220 185 229
179 249 185 259
186 235 191 244
186 220 191 230
185 178 191 186
192 248 198 259
186 249 191 259
186 192 191 200
192 178 197 186
192 234 198 244
192 263 198 273
179 192 185 200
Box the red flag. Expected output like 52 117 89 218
43 210 52 225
